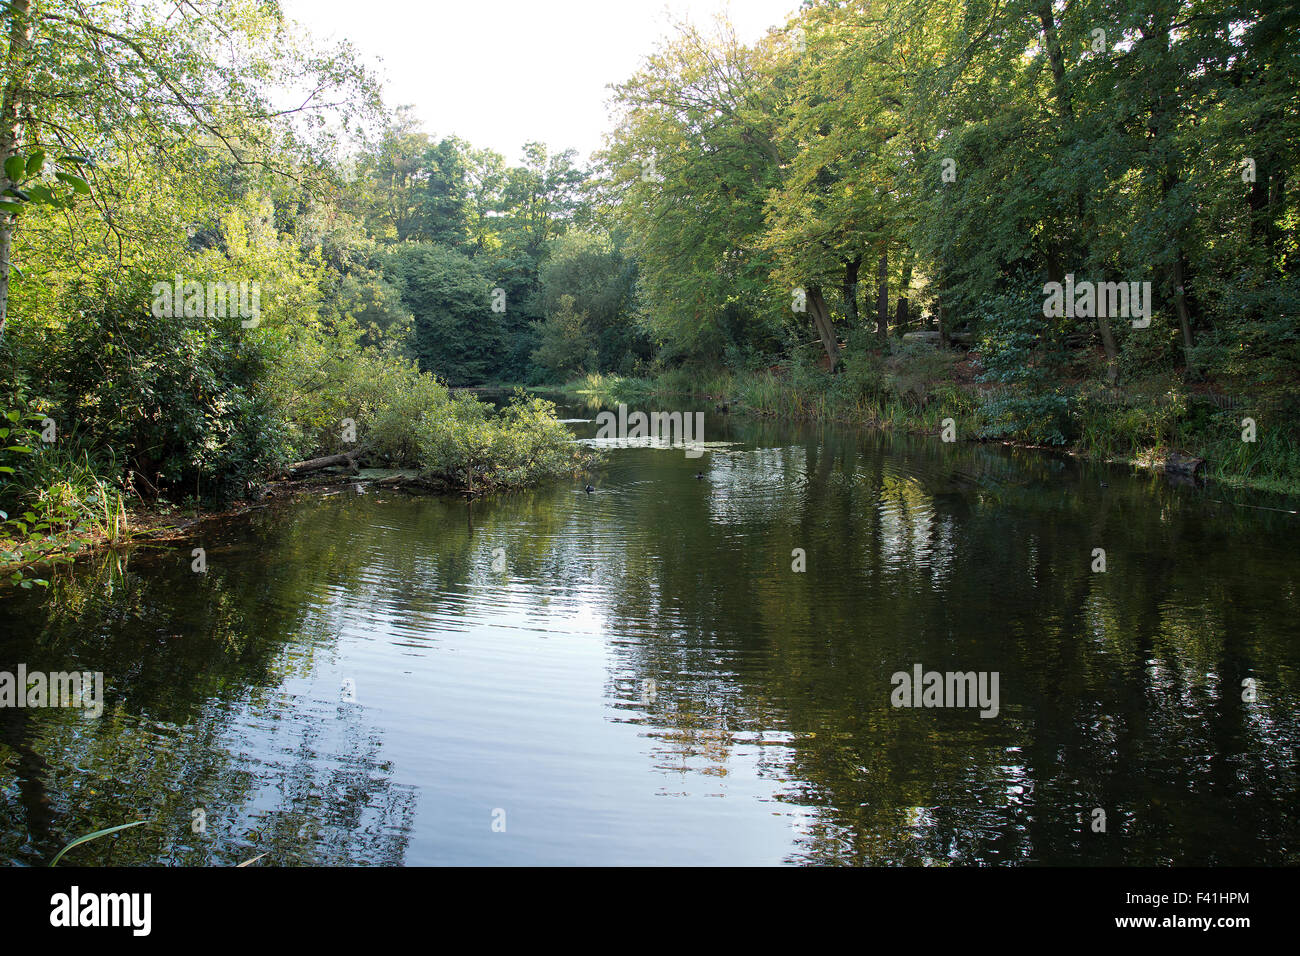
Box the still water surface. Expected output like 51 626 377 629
2 399 1298 865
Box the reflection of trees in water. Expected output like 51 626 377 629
4 421 1298 865
0 501 424 865
591 424 1300 864
0 695 417 865
645 699 738 785
0 481 621 866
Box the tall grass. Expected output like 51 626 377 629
22 449 132 544
1 441 133 586
631 357 1299 495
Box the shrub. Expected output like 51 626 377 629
974 289 1073 445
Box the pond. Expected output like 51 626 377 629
2 398 1298 865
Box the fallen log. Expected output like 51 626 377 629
902 329 973 345
370 473 448 493
288 452 358 476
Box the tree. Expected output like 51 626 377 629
539 229 644 373
601 15 788 366
385 243 498 385
531 293 595 380
0 0 376 338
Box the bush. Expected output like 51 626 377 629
413 391 592 491
531 294 597 381
974 289 1073 445
15 279 285 503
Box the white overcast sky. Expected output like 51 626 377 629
279 0 798 163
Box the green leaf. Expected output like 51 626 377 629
55 171 90 194
3 155 25 181
57 155 90 166
0 201 22 214
50 821 147 866
25 150 45 175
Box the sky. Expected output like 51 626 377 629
279 0 798 163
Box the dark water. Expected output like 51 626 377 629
2 398 1299 866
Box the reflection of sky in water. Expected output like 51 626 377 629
706 446 808 525
285 589 797 864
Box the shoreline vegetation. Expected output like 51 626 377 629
14 343 1295 591
531 363 1300 499
0 387 593 589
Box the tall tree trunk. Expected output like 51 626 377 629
1096 314 1120 385
807 285 839 371
1171 253 1196 378
1144 16 1197 380
896 254 912 334
875 249 888 342
933 258 949 346
841 256 860 328
0 0 34 342
1035 0 1073 119
1157 162 1197 382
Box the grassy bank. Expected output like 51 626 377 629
545 354 1300 497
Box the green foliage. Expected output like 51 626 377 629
0 407 128 586
0 150 92 215
412 391 592 492
531 294 596 381
538 230 647 374
269 329 587 491
17 275 286 502
591 0 1298 488
974 291 1073 445
1 0 1297 589
0 0 619 593
601 19 788 364
384 243 499 386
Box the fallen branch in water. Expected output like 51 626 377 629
287 447 366 476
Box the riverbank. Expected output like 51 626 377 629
0 470 450 588
0 387 597 589
536 363 1300 497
